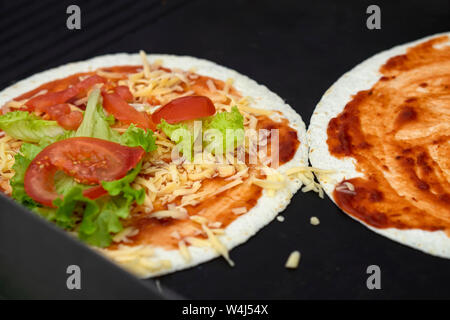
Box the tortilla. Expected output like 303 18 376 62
0 53 310 277
308 32 450 258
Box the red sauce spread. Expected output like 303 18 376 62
327 36 450 232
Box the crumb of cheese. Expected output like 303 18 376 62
310 216 320 226
285 251 301 269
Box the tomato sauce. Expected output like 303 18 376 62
327 36 450 232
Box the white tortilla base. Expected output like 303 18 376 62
308 32 450 258
0 53 309 277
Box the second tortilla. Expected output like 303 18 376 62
308 32 450 258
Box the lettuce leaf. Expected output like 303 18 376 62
158 119 193 157
75 88 120 142
75 89 156 152
52 186 96 229
120 124 157 153
203 106 244 153
101 162 145 205
77 163 145 248
10 143 43 208
0 111 66 143
47 164 144 248
78 196 129 247
158 107 244 156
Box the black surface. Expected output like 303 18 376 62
0 193 178 299
0 0 449 299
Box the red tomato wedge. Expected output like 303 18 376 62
25 75 106 111
73 75 106 99
114 86 134 102
24 137 145 207
151 96 215 124
102 91 155 130
46 103 83 130
26 86 79 111
82 185 108 200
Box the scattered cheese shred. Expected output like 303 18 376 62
190 215 208 225
232 207 247 215
178 240 191 263
285 251 301 269
97 70 125 79
112 227 139 243
139 50 152 79
237 104 274 116
149 209 188 220
310 216 320 226
202 224 234 267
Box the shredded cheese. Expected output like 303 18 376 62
112 227 139 243
139 50 152 79
149 209 188 220
285 251 301 269
310 216 320 226
202 224 234 267
232 207 247 215
178 240 191 262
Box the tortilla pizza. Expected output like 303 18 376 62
0 52 318 277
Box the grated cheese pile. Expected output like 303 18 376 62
0 135 22 195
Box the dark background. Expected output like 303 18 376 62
0 0 449 299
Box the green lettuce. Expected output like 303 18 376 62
157 119 192 157
0 111 66 143
78 196 129 247
158 107 245 156
52 186 95 229
70 164 145 248
203 106 244 153
46 164 145 248
10 143 43 208
120 125 157 153
102 162 145 204
75 88 120 142
75 89 156 152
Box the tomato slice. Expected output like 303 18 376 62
82 185 108 200
102 91 155 130
151 96 215 124
46 103 83 130
73 75 106 99
26 75 106 111
26 86 79 111
55 109 83 130
114 86 134 102
24 137 145 207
